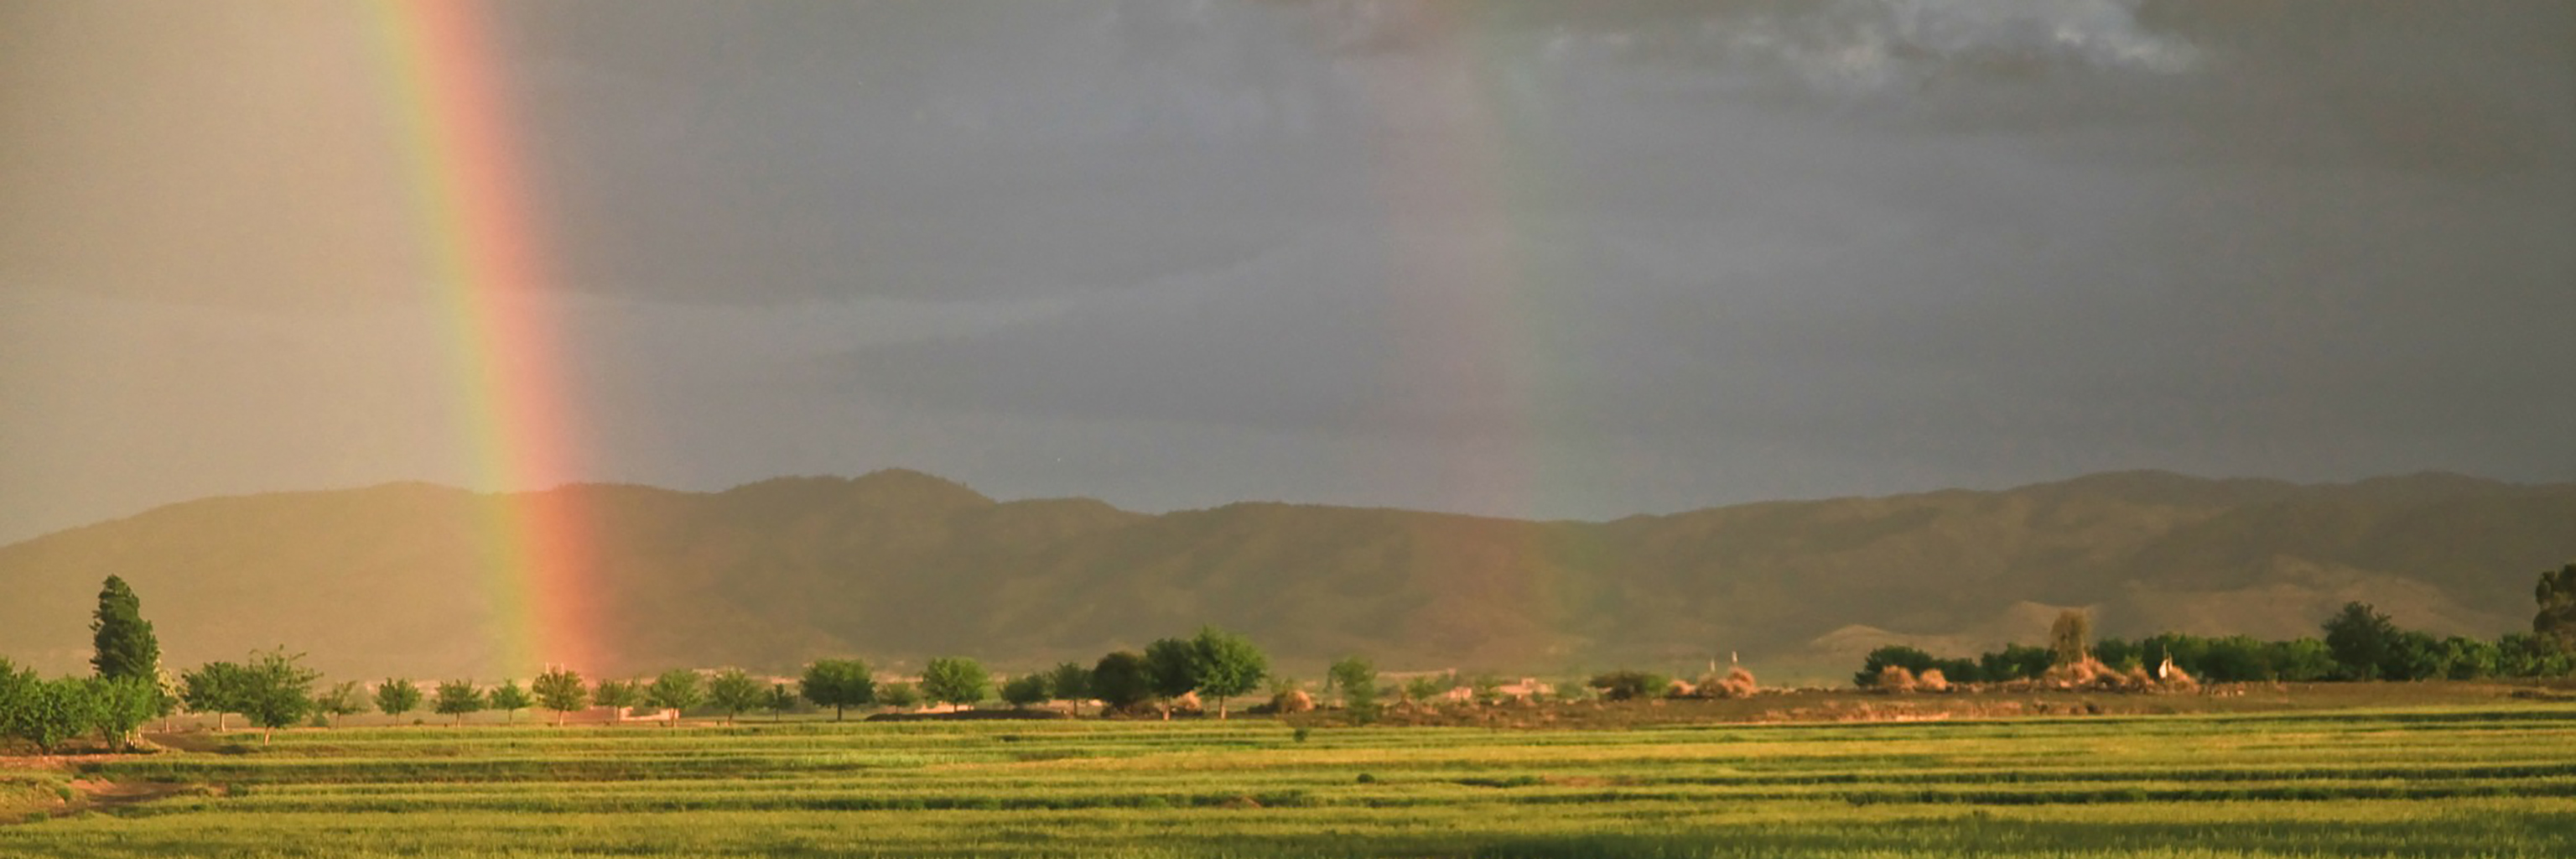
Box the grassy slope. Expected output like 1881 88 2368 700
0 470 2569 679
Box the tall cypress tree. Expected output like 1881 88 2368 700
91 575 161 681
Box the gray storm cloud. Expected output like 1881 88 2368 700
0 1 2569 541
1277 0 2196 81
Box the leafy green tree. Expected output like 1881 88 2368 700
2267 638 2340 681
314 680 367 726
1045 662 1092 703
706 669 766 725
1977 643 2054 681
0 661 30 747
1404 673 1452 703
375 679 422 720
0 659 34 747
85 675 159 749
180 661 250 731
2438 636 2500 679
488 679 533 723
762 684 798 721
237 649 320 744
532 668 589 726
1327 656 1379 711
2498 633 2574 678
2093 638 2142 671
1143 638 1199 701
647 669 704 724
2390 631 2447 682
1855 645 1936 687
1187 627 1268 720
2323 601 2403 680
1090 652 1154 713
1586 670 1663 701
432 679 484 726
1000 674 1051 709
91 575 161 683
877 682 922 710
2196 635 2272 682
1928 658 1983 684
592 679 644 714
12 676 96 753
919 657 990 708
2537 562 2576 649
798 659 876 721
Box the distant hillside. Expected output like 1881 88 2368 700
2 470 2569 683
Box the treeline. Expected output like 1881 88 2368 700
1859 593 2576 687
0 578 1302 752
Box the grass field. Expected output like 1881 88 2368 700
6 700 2575 857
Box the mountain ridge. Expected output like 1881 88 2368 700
2 469 2568 683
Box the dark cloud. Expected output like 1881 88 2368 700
0 1 2569 540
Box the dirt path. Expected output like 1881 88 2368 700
3 739 218 825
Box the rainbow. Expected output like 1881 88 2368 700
371 0 598 676
1343 6 1556 521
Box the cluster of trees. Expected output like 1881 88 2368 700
1067 627 1271 717
354 626 1276 727
363 666 802 728
1 577 176 752
2 570 1301 749
0 662 164 753
1859 568 2576 687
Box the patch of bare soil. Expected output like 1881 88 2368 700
142 731 226 753
67 778 202 803
0 752 133 772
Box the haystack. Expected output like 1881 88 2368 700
2121 665 2155 690
1270 688 1316 714
1713 666 1758 699
2159 664 2199 692
1915 669 1952 693
1875 664 1919 692
2043 657 2111 689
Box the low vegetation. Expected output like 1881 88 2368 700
4 565 2575 854
1859 596 2576 690
7 703 2575 856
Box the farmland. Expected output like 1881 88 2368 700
7 699 2576 858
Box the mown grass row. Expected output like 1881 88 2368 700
8 704 2576 857
15 801 2576 858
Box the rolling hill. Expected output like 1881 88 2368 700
2 470 2569 683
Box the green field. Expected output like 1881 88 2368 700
7 704 2576 858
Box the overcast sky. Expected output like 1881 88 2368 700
3 0 2571 543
